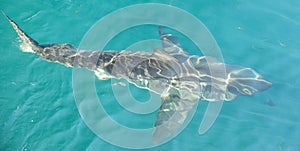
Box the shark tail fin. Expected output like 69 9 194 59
2 11 42 53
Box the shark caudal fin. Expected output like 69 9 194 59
2 11 42 53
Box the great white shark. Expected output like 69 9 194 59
4 13 272 143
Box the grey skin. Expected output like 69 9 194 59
4 13 272 143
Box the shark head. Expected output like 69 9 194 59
227 66 272 96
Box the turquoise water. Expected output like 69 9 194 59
1 0 300 150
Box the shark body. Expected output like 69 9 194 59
5 14 272 142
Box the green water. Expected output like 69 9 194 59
1 0 300 150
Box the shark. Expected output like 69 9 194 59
4 13 272 143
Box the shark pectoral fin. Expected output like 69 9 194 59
158 26 188 55
153 88 197 144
